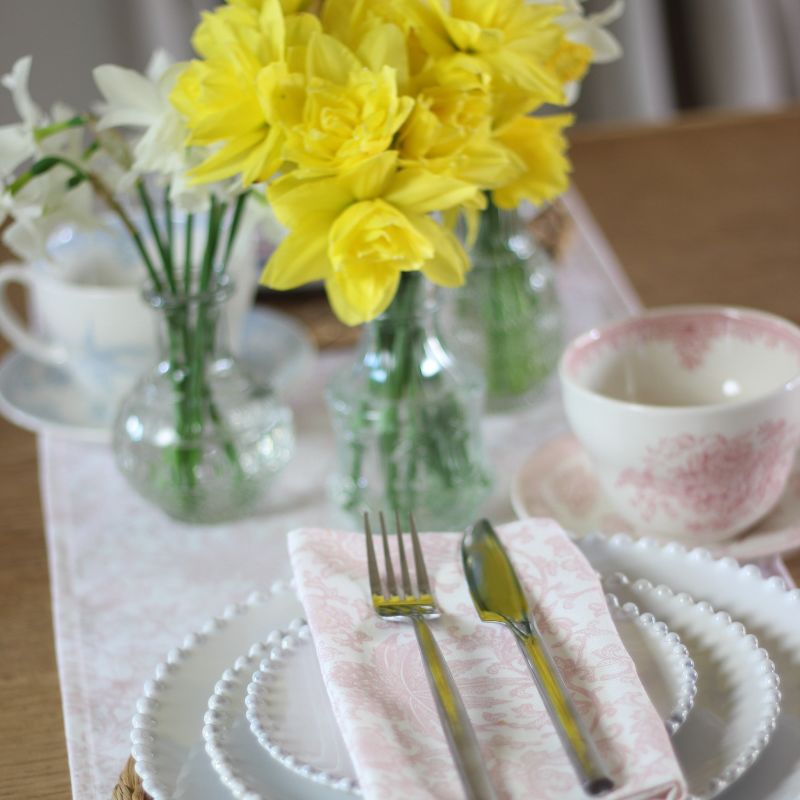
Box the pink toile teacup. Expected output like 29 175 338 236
559 306 800 544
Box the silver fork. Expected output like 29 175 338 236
365 511 498 800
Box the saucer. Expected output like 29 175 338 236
511 434 800 560
0 306 315 443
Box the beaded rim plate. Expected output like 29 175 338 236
603 576 780 799
240 598 698 796
131 534 799 800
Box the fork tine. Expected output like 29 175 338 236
394 510 413 598
408 512 431 595
363 512 383 599
378 511 398 597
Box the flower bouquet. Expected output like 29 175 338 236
158 0 622 526
0 53 294 522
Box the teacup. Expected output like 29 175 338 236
0 220 260 404
559 306 800 544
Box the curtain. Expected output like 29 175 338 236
575 0 800 123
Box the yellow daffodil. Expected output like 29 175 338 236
397 75 519 190
320 0 424 90
492 113 572 208
261 151 482 323
401 0 569 107
173 0 610 325
170 0 320 185
277 32 414 178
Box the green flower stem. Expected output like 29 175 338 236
136 179 176 294
471 198 551 398
183 213 194 295
181 198 241 487
161 197 241 501
220 192 248 274
33 115 87 142
164 186 174 270
82 140 101 161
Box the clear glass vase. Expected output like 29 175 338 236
326 272 492 531
445 201 563 411
112 275 295 523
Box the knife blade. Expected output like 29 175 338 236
462 519 615 796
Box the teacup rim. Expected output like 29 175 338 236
20 259 144 296
559 304 800 415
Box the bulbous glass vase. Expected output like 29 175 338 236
113 276 295 523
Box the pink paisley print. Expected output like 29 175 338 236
565 310 800 378
288 520 687 800
617 420 799 533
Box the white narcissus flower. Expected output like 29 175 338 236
94 51 187 176
528 0 624 104
0 88 101 261
0 56 42 178
93 50 225 212
558 0 625 64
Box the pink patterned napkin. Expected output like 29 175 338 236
288 519 687 800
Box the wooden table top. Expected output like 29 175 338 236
2 107 800 799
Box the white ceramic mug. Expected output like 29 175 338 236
0 219 261 403
560 306 800 544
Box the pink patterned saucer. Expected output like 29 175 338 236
511 434 800 560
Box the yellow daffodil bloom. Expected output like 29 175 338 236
278 32 414 178
401 0 570 107
171 0 320 185
397 76 519 190
320 0 423 89
492 113 572 208
261 151 483 323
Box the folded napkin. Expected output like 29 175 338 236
288 519 687 800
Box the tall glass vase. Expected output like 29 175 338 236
326 272 491 531
446 201 563 411
112 275 294 523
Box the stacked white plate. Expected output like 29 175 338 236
131 534 799 799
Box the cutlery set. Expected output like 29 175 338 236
364 511 614 798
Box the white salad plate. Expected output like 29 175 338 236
511 434 800 561
241 602 698 797
0 306 315 443
130 532 798 800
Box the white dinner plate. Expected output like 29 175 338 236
131 532 798 800
240 601 698 797
511 434 800 561
0 306 315 442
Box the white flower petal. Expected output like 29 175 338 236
0 123 35 176
93 64 163 128
555 0 625 65
132 111 188 174
1 56 42 128
581 26 623 63
146 49 175 83
96 107 159 130
590 0 625 28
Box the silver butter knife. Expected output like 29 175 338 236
462 519 615 796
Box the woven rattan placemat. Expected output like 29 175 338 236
109 202 569 800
